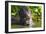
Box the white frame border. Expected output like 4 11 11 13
8 2 44 32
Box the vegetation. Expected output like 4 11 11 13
11 5 42 28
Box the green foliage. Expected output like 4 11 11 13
11 5 42 28
29 6 42 27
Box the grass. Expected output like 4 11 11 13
32 22 41 28
11 22 41 29
11 24 29 29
